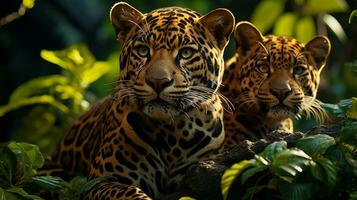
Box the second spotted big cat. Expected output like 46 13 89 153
222 21 331 149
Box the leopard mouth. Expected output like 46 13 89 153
266 104 296 120
142 98 180 119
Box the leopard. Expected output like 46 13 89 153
221 21 331 149
38 2 235 200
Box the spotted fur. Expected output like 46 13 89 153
39 2 234 199
222 21 331 148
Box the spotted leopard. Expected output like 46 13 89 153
39 2 235 199
222 21 331 148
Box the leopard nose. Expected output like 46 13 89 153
146 77 173 94
270 88 292 101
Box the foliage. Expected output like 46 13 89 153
251 0 349 43
0 44 113 154
218 98 357 200
0 141 44 199
349 9 357 24
0 141 112 200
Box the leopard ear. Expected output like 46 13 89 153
110 2 144 43
305 36 331 72
199 8 235 50
234 21 263 56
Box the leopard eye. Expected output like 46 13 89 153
179 47 195 59
257 65 270 74
293 66 306 76
137 46 150 57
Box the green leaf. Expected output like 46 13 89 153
40 44 95 74
221 160 252 200
251 0 285 34
271 149 313 182
305 0 348 15
321 13 347 43
310 157 337 187
278 182 314 200
22 0 36 9
241 185 266 200
178 197 197 200
261 141 287 161
349 9 357 24
340 122 357 145
32 176 65 190
81 61 112 88
9 75 68 103
296 134 336 157
273 12 297 36
0 145 17 186
0 187 21 200
254 155 269 166
349 191 357 200
346 97 357 119
321 102 345 118
0 95 69 117
241 166 267 184
7 187 43 200
295 16 316 43
7 142 44 180
325 145 347 166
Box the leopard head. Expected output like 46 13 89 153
233 21 331 122
110 2 234 119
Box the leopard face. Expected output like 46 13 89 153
222 22 331 147
224 22 331 123
111 3 234 120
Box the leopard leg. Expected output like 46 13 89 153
81 182 152 200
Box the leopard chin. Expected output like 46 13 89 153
266 104 295 121
142 99 180 119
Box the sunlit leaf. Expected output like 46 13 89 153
278 182 314 200
40 44 95 74
251 0 285 34
22 0 36 9
9 75 68 103
349 9 357 24
271 149 313 182
221 160 252 200
273 12 297 36
322 13 347 43
81 61 112 88
305 0 348 14
295 16 316 43
178 197 197 200
346 97 357 119
7 187 43 200
296 134 335 157
54 85 83 104
0 95 69 117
